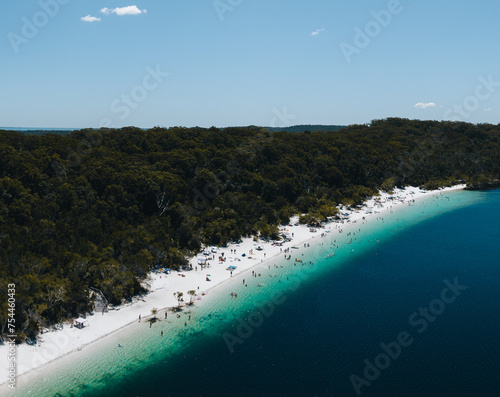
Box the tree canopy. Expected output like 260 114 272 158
0 118 498 342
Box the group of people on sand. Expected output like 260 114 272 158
137 308 193 333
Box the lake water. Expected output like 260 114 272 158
12 189 500 396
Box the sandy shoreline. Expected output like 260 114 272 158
0 184 466 388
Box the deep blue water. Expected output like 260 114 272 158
11 190 500 397
75 189 498 397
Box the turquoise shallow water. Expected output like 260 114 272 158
8 189 499 397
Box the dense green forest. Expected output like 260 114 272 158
1 125 346 136
0 118 498 342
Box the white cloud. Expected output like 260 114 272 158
81 15 101 22
414 102 436 109
311 28 325 36
101 6 146 16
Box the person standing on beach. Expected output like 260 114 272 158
139 314 141 322
165 312 167 319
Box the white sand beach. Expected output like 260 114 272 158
0 184 466 387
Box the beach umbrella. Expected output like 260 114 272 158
206 274 211 277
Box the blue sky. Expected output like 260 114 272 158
1 0 499 128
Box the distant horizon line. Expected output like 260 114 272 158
0 127 80 131
2 118 498 132
0 124 347 131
